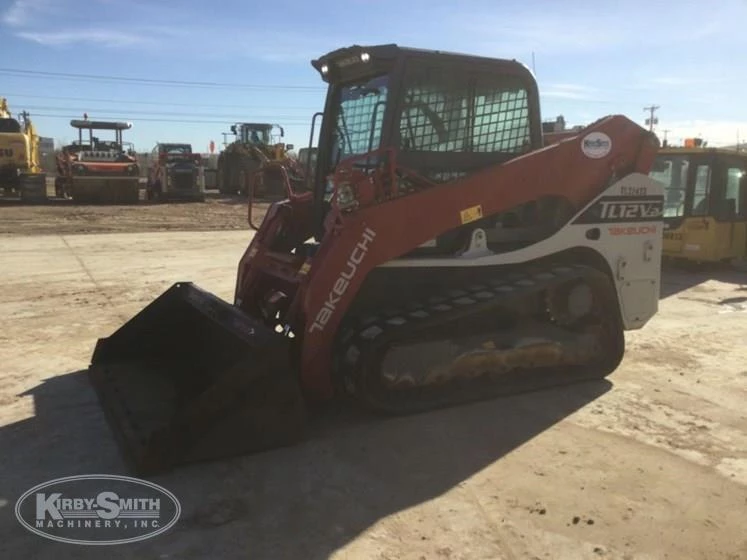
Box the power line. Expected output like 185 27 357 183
3 91 321 111
9 89 650 111
27 112 310 126
0 68 325 91
19 104 315 120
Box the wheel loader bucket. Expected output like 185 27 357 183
87 282 306 475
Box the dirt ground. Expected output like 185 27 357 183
0 213 745 559
0 189 268 235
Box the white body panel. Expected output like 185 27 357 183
380 172 664 331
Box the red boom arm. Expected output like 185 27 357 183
235 115 658 400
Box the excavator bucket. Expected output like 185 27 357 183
87 282 306 475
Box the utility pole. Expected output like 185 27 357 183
661 128 671 147
643 105 660 132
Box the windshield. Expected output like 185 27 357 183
241 127 271 144
649 154 689 218
321 74 389 200
331 74 389 165
0 118 22 133
162 144 191 154
93 140 122 152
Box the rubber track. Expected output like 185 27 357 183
335 263 623 415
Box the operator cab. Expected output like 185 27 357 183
0 118 22 133
157 143 193 162
159 143 192 155
650 146 747 263
308 44 545 246
650 147 747 226
232 123 279 146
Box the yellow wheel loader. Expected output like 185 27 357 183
216 122 303 197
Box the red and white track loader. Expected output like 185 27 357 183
87 44 664 475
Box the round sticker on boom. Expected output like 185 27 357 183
581 132 612 159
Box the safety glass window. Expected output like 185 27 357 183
471 75 531 153
399 67 469 153
334 75 389 158
649 156 689 218
689 164 711 216
725 166 745 217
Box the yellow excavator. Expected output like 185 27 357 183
0 97 47 201
649 139 747 267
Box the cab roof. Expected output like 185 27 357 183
310 43 537 91
70 120 132 130
657 146 747 159
312 43 525 70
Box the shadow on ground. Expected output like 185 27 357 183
0 368 611 559
660 261 747 299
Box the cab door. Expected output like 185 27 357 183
679 154 715 260
714 155 747 260
650 153 690 255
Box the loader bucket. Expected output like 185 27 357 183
88 282 306 475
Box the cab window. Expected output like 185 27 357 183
649 155 688 217
689 164 711 216
398 67 531 154
725 166 745 217
0 118 22 133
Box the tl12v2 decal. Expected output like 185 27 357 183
572 195 664 225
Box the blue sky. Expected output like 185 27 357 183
2 0 746 153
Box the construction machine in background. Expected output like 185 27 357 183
0 97 47 202
649 142 747 267
297 146 318 179
87 44 664 476
216 122 303 197
542 115 585 146
55 119 140 204
146 142 205 202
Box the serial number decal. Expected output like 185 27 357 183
664 232 683 240
620 185 647 196
0 148 14 157
572 195 664 224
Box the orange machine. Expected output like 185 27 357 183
56 119 140 204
